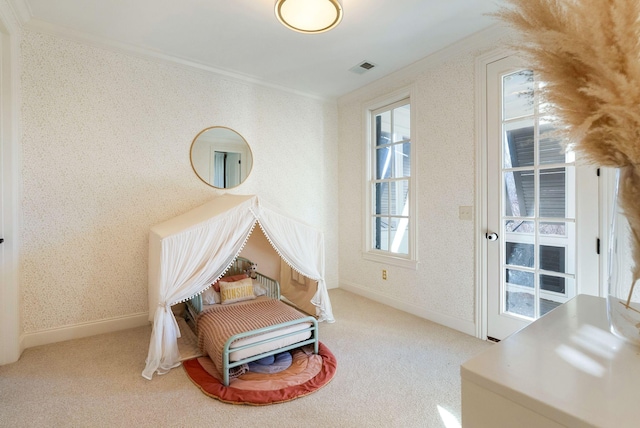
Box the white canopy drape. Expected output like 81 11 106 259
142 194 334 380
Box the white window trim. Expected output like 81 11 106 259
362 86 418 270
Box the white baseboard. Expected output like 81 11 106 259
340 280 476 336
22 312 150 349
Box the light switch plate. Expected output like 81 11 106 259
459 206 473 221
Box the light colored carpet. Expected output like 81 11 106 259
0 289 491 427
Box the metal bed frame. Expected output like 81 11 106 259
185 256 319 386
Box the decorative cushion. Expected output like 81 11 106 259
248 351 293 374
201 287 220 305
253 279 268 297
219 277 256 304
213 273 248 292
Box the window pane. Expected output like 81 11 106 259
503 69 534 120
504 170 535 217
504 119 535 168
389 180 409 216
376 147 392 179
389 217 409 255
373 217 389 251
375 111 391 146
393 104 410 143
539 167 566 218
374 182 389 215
394 143 411 177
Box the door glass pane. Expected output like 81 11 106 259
505 242 534 268
502 69 534 120
540 277 574 316
539 245 566 274
540 296 562 316
539 222 575 275
389 180 408 216
497 65 578 326
539 167 566 218
540 273 565 293
539 221 567 236
504 170 535 217
503 119 535 168
506 268 534 288
505 285 535 318
505 219 535 234
539 119 566 164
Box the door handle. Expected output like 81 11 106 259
485 232 499 241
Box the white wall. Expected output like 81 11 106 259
19 30 339 342
337 26 509 335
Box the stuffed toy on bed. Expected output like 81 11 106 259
246 262 257 279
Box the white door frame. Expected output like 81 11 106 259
475 49 612 340
475 49 511 340
0 1 22 365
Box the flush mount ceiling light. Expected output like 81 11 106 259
275 0 343 34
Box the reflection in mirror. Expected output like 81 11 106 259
190 126 253 189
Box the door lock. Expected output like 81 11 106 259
485 232 499 241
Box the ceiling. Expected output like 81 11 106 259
14 0 504 99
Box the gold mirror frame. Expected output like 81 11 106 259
190 126 253 189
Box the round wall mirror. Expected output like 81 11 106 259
190 126 253 189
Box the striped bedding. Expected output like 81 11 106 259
196 297 311 377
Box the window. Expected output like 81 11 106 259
365 96 415 267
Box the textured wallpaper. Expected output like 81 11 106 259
338 36 505 327
20 31 338 333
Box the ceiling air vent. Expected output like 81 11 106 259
349 61 377 75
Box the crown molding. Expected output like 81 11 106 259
23 17 332 102
337 23 514 105
1 0 26 32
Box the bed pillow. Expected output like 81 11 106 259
219 277 256 304
201 287 220 305
253 279 267 297
212 273 248 292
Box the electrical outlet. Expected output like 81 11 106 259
459 206 473 221
382 269 387 280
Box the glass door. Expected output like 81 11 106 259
486 56 599 340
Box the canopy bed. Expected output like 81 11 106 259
184 256 318 386
142 194 334 381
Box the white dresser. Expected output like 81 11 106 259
461 294 640 428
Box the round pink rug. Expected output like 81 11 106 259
183 343 337 405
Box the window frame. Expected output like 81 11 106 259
363 88 417 269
